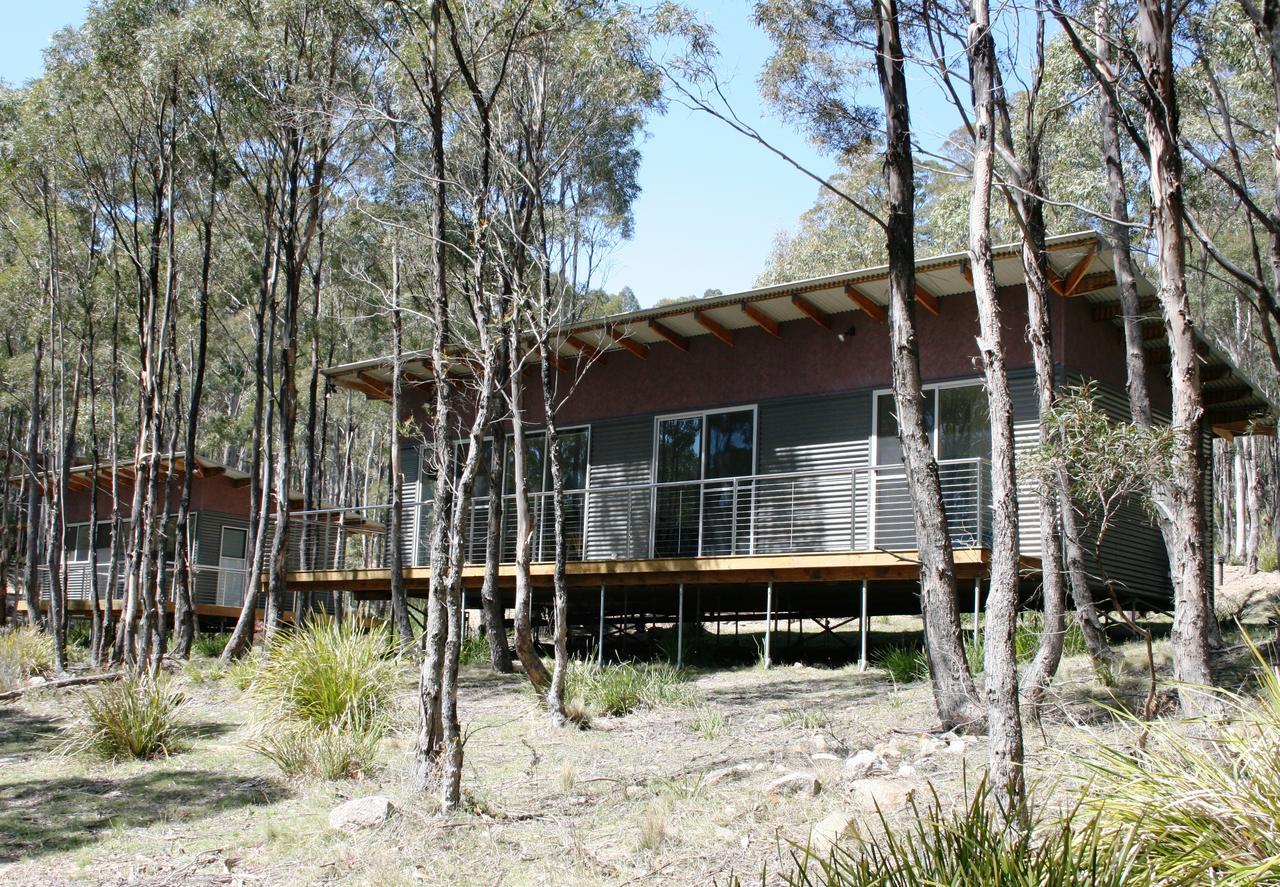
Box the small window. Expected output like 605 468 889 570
503 428 588 493
937 385 990 460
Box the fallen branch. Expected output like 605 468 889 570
0 671 124 702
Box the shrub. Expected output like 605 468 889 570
1260 536 1278 573
1081 649 1280 884
564 660 697 717
876 645 927 683
783 779 1145 887
60 676 187 761
192 632 230 659
250 620 398 727
248 711 383 780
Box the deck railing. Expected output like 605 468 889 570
291 457 991 570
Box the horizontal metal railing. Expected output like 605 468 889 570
291 457 990 570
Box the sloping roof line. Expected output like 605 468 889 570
321 230 1275 429
321 231 1100 382
16 455 384 531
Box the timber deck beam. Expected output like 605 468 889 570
284 549 1042 596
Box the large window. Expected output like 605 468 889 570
874 383 989 463
654 407 756 557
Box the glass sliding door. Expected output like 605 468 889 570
654 408 755 557
654 416 703 557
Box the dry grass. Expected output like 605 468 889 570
0 617 1273 886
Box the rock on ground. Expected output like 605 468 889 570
808 811 856 856
329 796 394 831
767 772 821 797
848 778 912 813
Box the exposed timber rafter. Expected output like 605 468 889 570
566 334 607 364
694 311 735 346
844 284 886 322
914 283 941 316
740 301 781 337
607 325 649 358
648 319 689 351
791 294 833 331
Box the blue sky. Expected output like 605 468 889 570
0 1 963 308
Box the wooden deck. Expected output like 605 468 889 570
15 598 297 622
284 549 1043 596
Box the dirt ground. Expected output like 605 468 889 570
2 569 1277 887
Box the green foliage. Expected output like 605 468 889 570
1033 385 1177 521
249 620 398 728
563 660 697 717
192 632 231 659
1081 643 1280 885
0 626 55 691
876 645 927 683
225 654 260 691
458 632 491 667
967 614 1089 673
782 779 1145 887
66 621 92 651
59 676 187 761
246 621 398 781
1259 535 1278 573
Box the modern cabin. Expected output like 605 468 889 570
293 232 1274 653
15 455 380 624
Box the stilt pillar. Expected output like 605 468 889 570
859 579 869 671
764 580 774 668
676 583 685 670
597 581 606 666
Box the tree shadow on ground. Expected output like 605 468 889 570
0 707 63 759
0 769 286 862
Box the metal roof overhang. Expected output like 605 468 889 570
323 230 1274 435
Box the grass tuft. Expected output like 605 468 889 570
1080 641 1280 884
876 645 927 684
248 711 384 780
192 632 231 659
459 632 491 667
690 706 727 740
783 778 1142 887
250 620 398 727
245 620 398 781
0 626 55 691
59 675 187 761
563 660 697 717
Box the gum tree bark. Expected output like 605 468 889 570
21 336 44 629
387 244 415 651
873 0 983 731
1135 0 1222 712
480 404 514 673
507 332 553 694
966 0 1024 800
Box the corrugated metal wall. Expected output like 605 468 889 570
1063 372 1175 606
584 415 653 559
757 391 870 551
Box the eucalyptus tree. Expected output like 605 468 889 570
742 0 984 730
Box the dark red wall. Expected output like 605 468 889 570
62 472 253 524
397 285 1171 428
